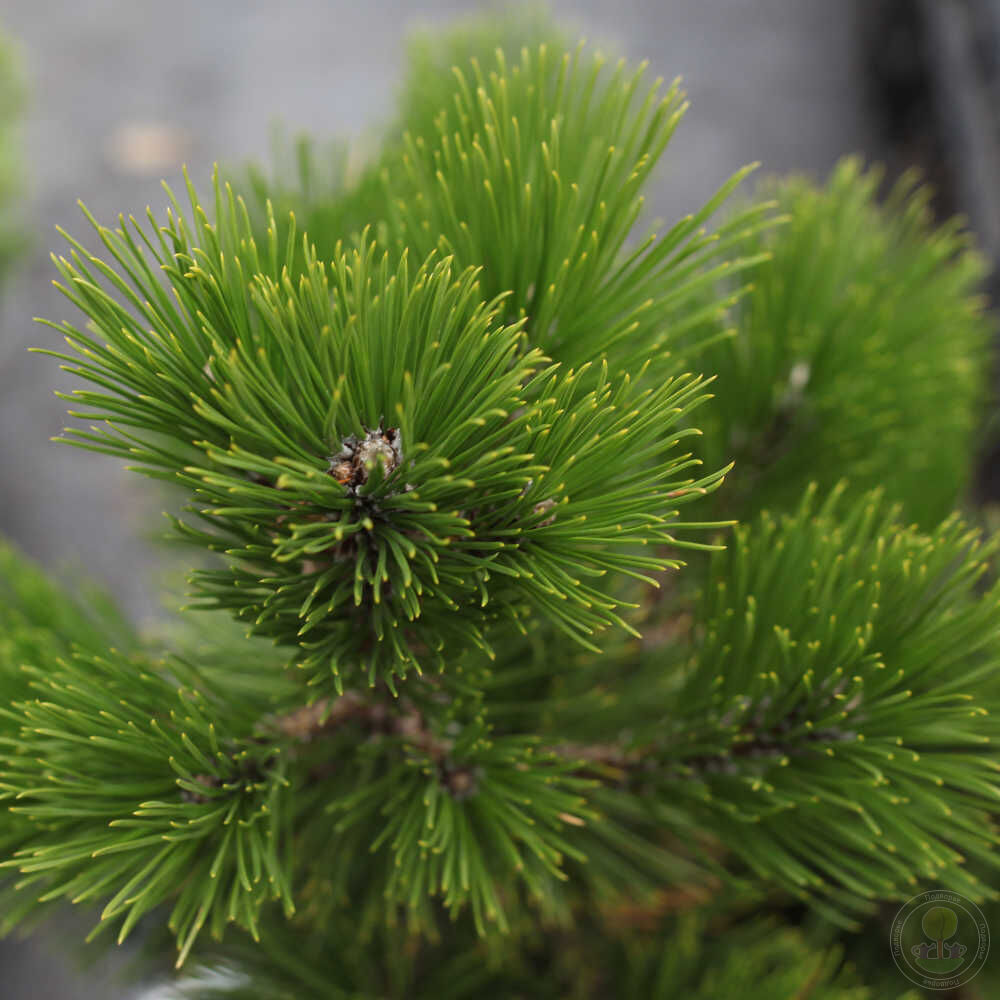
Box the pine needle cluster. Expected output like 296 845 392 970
650 484 1000 921
691 159 992 526
40 189 724 689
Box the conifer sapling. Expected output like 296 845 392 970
0 13 995 1000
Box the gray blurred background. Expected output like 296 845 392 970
1 1 998 996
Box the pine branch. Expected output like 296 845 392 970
692 158 993 525
384 42 772 376
628 483 1000 923
239 38 776 380
39 176 728 691
0 645 294 966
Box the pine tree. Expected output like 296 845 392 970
1 13 996 999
